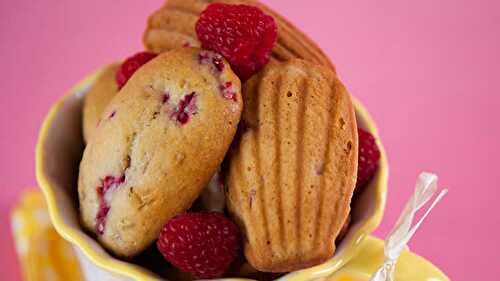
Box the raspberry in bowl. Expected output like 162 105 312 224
195 3 278 80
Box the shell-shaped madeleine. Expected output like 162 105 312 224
143 0 335 72
226 59 357 272
143 0 202 52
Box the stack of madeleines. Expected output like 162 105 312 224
77 0 379 279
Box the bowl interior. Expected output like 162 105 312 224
36 68 388 281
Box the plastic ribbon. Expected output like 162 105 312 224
369 172 448 281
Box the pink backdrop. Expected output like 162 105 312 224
1 0 498 280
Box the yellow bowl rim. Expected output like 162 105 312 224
36 67 388 281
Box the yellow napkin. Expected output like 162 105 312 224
11 190 84 281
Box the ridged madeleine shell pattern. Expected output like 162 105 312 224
226 59 357 272
143 0 335 72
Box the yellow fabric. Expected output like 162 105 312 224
332 277 355 281
11 190 84 281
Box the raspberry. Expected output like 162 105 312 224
157 212 241 278
356 128 381 193
116 51 157 89
220 81 237 101
196 3 277 80
95 175 125 235
171 92 197 125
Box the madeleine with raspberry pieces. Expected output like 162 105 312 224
78 48 242 257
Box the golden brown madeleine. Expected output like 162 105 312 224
226 59 357 272
82 63 120 142
78 48 242 257
143 0 335 72
143 0 201 52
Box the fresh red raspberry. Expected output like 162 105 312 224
157 212 241 278
116 51 157 89
356 128 381 193
195 3 277 80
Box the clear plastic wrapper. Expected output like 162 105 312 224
370 172 447 281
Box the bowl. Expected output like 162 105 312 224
36 66 388 281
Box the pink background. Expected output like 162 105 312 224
1 0 498 280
